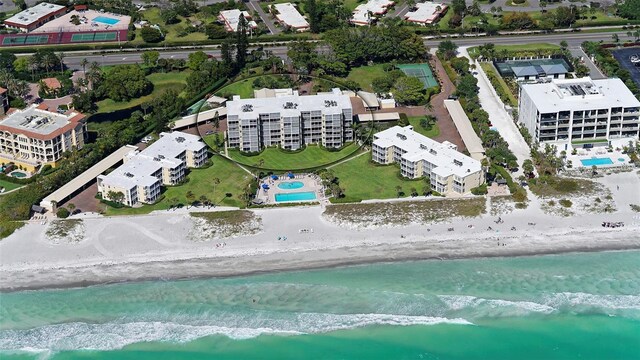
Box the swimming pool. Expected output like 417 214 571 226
93 16 120 25
580 157 613 166
9 171 27 178
278 181 304 190
275 191 317 202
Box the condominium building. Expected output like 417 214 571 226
97 131 208 206
226 88 353 152
0 104 86 173
372 125 484 195
0 87 8 115
519 77 640 144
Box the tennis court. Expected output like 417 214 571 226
94 32 117 41
71 33 96 42
25 35 50 44
397 63 439 89
2 36 27 45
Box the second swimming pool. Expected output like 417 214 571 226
275 191 317 202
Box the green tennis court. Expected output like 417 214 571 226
397 63 439 89
2 36 27 45
71 33 96 42
25 35 50 44
94 32 117 41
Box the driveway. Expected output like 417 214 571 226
427 51 467 151
459 47 533 178
247 0 281 35
570 47 605 80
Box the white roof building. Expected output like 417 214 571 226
97 132 208 206
404 2 447 25
372 125 484 194
218 9 257 32
4 3 67 31
518 77 640 143
271 3 309 31
352 0 395 25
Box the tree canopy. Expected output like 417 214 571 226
392 76 425 105
619 0 640 19
100 65 153 102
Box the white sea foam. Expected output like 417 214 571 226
438 295 556 314
544 292 640 311
0 313 471 352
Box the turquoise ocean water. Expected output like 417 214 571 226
1 250 640 359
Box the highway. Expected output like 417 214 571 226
56 30 618 69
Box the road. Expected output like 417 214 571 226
49 30 619 69
246 0 281 35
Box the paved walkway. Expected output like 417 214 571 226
459 47 532 178
248 0 281 35
427 52 467 152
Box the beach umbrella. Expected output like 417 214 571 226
288 172 294 179
271 175 278 180
262 184 270 189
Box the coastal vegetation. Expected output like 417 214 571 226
189 210 262 241
323 197 486 228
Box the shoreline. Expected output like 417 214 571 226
2 222 639 292
4 246 640 293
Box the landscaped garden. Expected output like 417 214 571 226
407 116 440 138
0 179 23 192
227 143 362 170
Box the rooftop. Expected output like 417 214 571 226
0 104 84 137
494 57 572 78
4 3 66 26
352 0 395 24
373 125 482 178
99 131 206 189
272 3 309 29
42 77 61 89
227 88 352 119
219 9 257 32
404 2 447 24
520 77 640 113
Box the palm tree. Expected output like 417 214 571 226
86 62 102 90
80 58 89 79
57 52 65 72
212 177 220 204
27 56 40 81
199 195 209 208
186 191 195 208
67 203 76 214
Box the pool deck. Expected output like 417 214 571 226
566 148 631 169
34 9 130 33
256 174 325 205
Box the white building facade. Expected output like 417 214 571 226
372 125 484 195
226 89 353 152
519 77 640 144
97 132 208 206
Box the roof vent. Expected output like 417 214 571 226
241 104 253 112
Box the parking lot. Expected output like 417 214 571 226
612 47 640 87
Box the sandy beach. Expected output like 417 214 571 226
1 172 639 291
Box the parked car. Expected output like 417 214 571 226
205 130 214 135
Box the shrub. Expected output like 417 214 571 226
559 199 573 208
471 184 488 195
141 27 163 43
56 207 70 218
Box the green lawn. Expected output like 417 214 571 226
228 143 362 170
216 79 256 99
96 71 189 113
345 64 386 92
331 153 425 202
407 116 440 138
0 179 22 192
131 8 211 44
105 155 252 216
